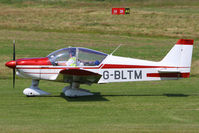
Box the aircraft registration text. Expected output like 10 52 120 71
102 70 142 80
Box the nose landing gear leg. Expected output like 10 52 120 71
23 79 51 96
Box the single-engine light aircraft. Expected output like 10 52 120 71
5 39 194 97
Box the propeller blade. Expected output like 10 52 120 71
13 40 15 61
13 68 15 88
13 40 16 88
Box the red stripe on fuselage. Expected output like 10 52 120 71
16 67 97 69
16 64 190 70
24 72 58 74
101 64 189 69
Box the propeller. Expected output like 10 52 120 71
13 40 15 88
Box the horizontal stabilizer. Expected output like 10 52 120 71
147 72 190 78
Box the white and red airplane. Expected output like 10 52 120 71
5 39 194 97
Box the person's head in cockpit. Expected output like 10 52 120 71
69 50 76 58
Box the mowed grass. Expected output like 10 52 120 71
1 78 199 133
0 0 199 132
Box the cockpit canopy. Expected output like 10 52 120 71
47 47 107 66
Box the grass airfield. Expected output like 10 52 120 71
0 0 199 132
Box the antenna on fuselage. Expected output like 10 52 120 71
110 44 122 55
99 44 122 69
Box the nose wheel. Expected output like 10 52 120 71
23 80 50 96
63 82 94 97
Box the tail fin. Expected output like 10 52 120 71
160 39 194 76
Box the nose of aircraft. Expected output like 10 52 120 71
5 60 16 68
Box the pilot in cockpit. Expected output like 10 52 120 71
65 50 77 66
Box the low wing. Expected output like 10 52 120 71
56 68 101 84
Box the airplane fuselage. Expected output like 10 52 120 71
14 55 190 85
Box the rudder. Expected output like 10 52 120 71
160 39 194 75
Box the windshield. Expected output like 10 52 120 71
47 47 107 66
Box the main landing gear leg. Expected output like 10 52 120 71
62 82 93 97
23 79 51 96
